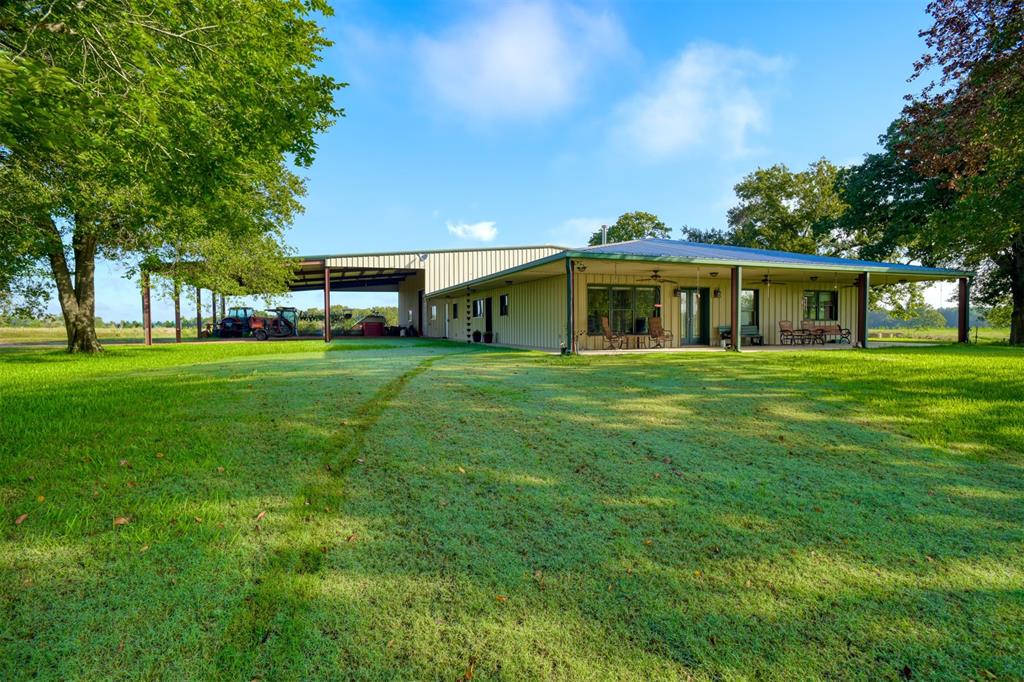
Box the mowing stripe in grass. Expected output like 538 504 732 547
213 353 445 680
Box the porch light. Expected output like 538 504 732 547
713 288 721 298
709 272 718 278
810 275 818 282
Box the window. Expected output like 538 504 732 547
740 289 759 327
452 303 458 319
499 294 509 316
586 285 661 335
430 305 437 322
472 299 484 317
803 290 837 321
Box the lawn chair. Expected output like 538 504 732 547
779 320 799 345
600 316 624 350
648 316 673 348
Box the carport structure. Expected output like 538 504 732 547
139 245 564 344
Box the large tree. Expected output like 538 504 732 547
899 0 1024 344
588 211 670 246
722 159 847 255
0 0 342 351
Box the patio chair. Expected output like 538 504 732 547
778 320 798 345
648 316 673 349
800 320 826 344
600 316 624 350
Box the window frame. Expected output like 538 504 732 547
499 293 509 316
740 289 760 327
472 299 484 318
802 290 838 322
452 303 459 319
586 284 662 336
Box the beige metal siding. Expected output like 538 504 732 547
574 272 860 349
326 247 562 295
426 275 567 350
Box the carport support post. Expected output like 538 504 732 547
141 270 152 346
195 287 202 339
219 294 226 321
173 281 182 343
958 277 970 343
729 266 742 351
211 292 217 331
323 265 332 343
857 272 870 348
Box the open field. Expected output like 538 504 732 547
2 340 1022 680
870 326 1011 344
0 326 182 345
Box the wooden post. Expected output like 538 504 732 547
211 292 217 333
195 287 203 339
958 277 970 343
323 266 332 342
141 270 153 347
219 294 226 321
173 281 182 343
730 266 742 351
857 272 870 348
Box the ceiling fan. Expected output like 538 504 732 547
760 274 787 286
638 269 679 284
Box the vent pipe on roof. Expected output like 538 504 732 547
601 225 608 245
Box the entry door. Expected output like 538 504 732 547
444 303 449 338
485 297 493 333
679 288 704 344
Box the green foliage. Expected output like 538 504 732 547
0 0 344 350
725 158 847 255
588 211 670 245
1 343 1022 679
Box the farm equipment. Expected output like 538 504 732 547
251 307 298 340
215 306 299 340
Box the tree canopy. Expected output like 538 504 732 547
0 0 343 351
588 211 671 246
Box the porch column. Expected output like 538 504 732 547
195 287 203 339
565 257 574 353
323 265 332 342
730 266 742 351
958 277 970 343
141 270 152 346
173 281 182 343
857 272 870 348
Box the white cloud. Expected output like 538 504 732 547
549 217 610 246
416 2 625 121
447 220 498 242
616 43 787 158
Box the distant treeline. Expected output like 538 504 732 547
1 305 400 329
869 306 994 329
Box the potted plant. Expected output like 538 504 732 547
472 330 482 342
483 331 494 343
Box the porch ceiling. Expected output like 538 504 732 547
570 258 960 285
290 260 420 292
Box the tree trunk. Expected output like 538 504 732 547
44 218 103 353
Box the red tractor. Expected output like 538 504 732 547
216 307 299 340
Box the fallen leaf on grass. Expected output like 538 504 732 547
254 511 266 522
216 466 225 473
119 459 130 468
643 538 653 546
345 533 358 543
37 495 45 503
194 517 202 524
113 516 131 527
495 594 508 603
463 659 475 680
155 452 164 459
457 466 466 474
15 513 28 525
140 545 149 553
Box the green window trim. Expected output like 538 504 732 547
586 285 662 335
803 290 838 321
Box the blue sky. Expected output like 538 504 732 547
82 0 949 323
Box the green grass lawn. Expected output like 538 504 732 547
2 340 1022 680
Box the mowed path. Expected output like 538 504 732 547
1 341 1022 680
